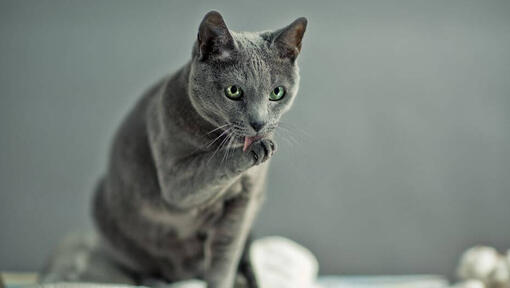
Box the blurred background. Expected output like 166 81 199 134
1 0 509 279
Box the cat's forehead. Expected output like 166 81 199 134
231 31 274 62
232 31 266 46
227 31 293 78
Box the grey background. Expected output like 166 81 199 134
1 0 509 279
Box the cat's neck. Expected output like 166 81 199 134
160 61 219 150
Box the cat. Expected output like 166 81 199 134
40 10 307 288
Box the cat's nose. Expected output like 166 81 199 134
250 120 265 132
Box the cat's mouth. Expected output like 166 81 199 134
243 135 264 152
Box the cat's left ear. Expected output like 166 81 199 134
272 17 308 62
197 11 235 61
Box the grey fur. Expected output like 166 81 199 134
41 11 307 288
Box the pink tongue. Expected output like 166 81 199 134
243 136 262 152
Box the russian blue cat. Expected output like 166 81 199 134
41 11 307 288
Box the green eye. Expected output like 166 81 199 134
225 85 243 100
269 86 285 101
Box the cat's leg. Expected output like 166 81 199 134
237 235 259 288
151 135 275 210
199 141 274 288
40 233 136 284
204 192 263 288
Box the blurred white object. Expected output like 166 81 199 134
492 259 510 286
456 246 510 288
457 246 500 282
251 236 321 288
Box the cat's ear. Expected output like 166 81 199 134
197 11 235 61
272 17 308 62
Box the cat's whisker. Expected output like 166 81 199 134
206 123 231 135
281 130 300 145
221 132 236 165
274 130 296 148
221 135 231 164
219 132 235 162
278 122 311 139
275 128 301 148
205 127 231 148
276 124 307 145
227 134 238 161
208 129 232 163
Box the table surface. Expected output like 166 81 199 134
1 272 450 288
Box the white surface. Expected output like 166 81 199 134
318 275 449 288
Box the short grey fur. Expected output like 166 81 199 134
40 11 307 288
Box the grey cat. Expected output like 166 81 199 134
41 11 307 288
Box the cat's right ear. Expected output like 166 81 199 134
196 11 235 61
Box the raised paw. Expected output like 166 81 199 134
249 138 277 166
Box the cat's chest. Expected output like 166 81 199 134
140 175 254 239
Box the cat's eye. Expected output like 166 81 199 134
224 85 243 100
269 86 285 101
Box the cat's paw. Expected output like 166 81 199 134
248 138 277 166
228 138 277 173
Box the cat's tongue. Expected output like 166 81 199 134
243 135 263 152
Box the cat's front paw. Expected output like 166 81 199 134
248 138 277 166
228 138 277 173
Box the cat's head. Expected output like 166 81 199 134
188 11 307 146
